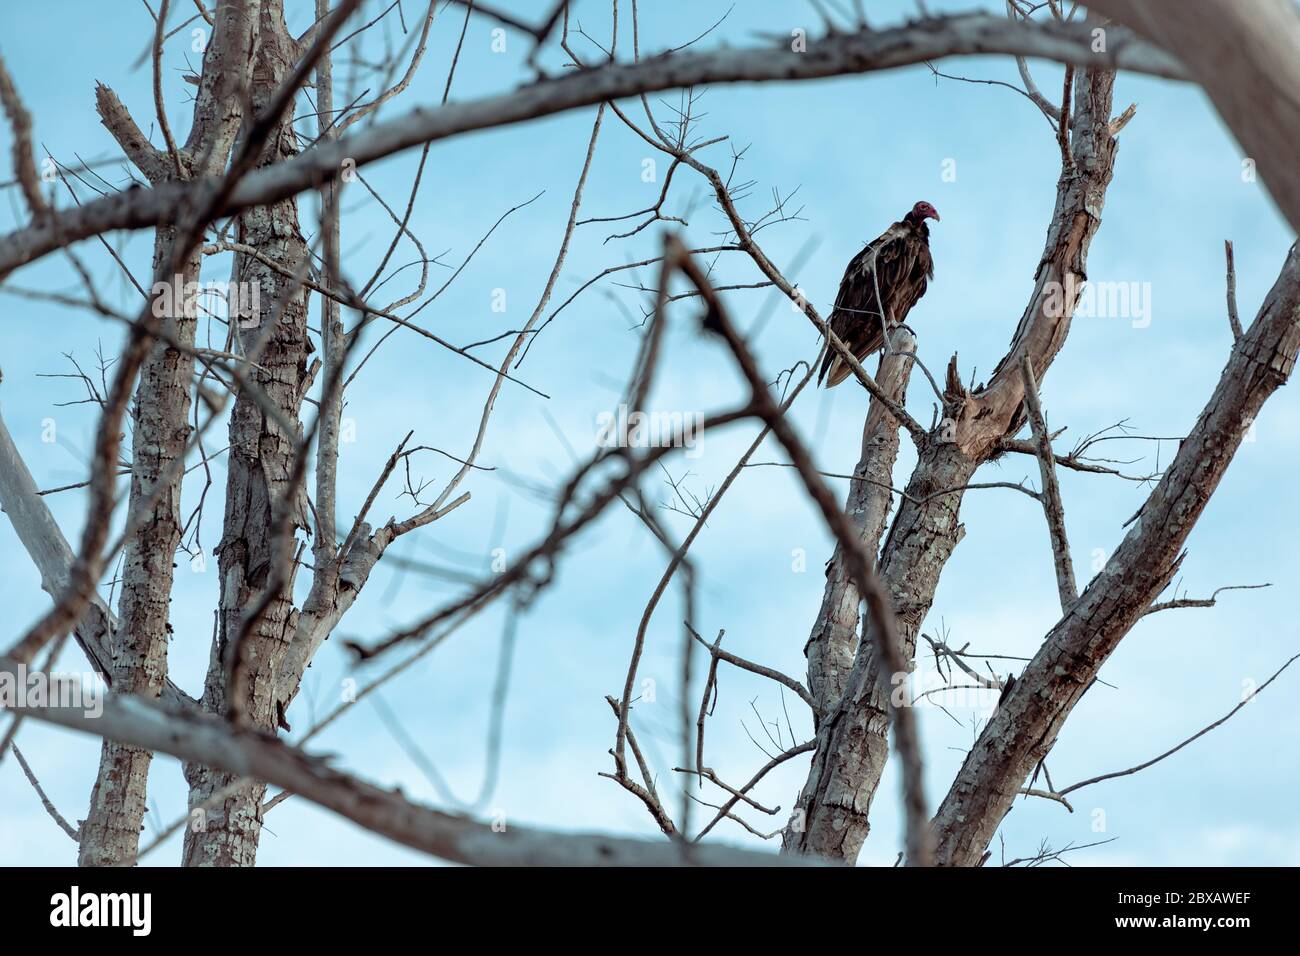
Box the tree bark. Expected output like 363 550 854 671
803 329 917 721
77 0 256 866
76 236 200 867
182 0 310 867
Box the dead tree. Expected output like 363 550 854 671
1 1 1298 868
73 0 259 869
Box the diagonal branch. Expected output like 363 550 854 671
0 12 1185 280
687 623 816 713
11 744 80 841
0 653 822 866
1020 355 1077 611
0 49 48 218
1057 651 1300 797
932 241 1300 866
1225 238 1243 340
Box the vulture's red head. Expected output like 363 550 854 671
908 201 940 224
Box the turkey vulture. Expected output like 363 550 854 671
818 200 938 387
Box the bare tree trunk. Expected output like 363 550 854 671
182 0 309 867
77 0 256 866
784 439 977 859
77 235 203 866
781 331 916 856
803 329 917 720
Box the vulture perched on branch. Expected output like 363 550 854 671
819 200 938 387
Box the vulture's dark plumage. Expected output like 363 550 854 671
819 200 938 388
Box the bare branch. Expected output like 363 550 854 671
1020 355 1077 611
11 744 80 841
1143 582 1271 617
1057 651 1300 796
687 623 816 713
0 12 1185 279
0 49 48 217
0 654 822 866
1225 238 1243 340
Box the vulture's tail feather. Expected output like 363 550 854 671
820 325 884 389
822 354 852 388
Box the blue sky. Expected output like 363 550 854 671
1 0 1297 866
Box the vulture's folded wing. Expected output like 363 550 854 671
820 222 922 386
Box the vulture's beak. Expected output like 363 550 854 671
930 210 941 222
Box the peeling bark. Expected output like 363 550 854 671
183 0 309 868
77 233 201 868
803 329 917 719
77 0 256 867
